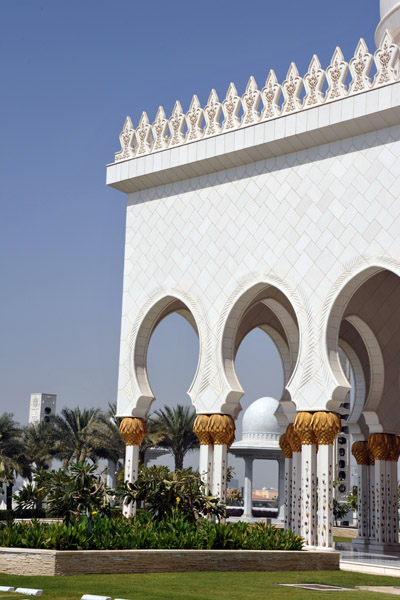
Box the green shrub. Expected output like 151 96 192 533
0 511 303 551
119 465 225 522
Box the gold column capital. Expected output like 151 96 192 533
311 411 341 445
119 417 147 446
208 414 235 446
294 411 316 445
286 423 301 453
193 414 212 445
279 433 293 458
369 433 400 462
351 441 371 465
390 435 400 462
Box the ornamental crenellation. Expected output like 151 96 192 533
114 32 398 163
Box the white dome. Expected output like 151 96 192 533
242 397 281 443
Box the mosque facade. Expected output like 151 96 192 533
108 0 400 552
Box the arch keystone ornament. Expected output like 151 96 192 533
280 433 293 531
208 415 235 504
120 417 147 518
295 412 317 547
311 412 341 549
193 414 213 491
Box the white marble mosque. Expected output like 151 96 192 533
108 0 400 553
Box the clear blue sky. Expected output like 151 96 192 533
0 1 378 487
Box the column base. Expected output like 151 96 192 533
314 545 336 552
352 537 370 552
368 542 400 554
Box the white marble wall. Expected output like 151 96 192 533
113 112 400 428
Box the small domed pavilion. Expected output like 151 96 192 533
230 397 284 521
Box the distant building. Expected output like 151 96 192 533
29 393 56 424
252 489 278 501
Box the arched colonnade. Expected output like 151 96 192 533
119 264 400 552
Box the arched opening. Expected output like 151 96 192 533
128 296 201 470
328 267 400 435
146 312 200 470
223 283 300 518
221 282 300 418
327 267 400 545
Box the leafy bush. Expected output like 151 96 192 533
0 511 303 551
15 462 113 524
119 465 225 521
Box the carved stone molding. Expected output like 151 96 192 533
120 417 147 446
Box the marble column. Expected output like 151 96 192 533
351 441 371 551
277 457 286 523
286 423 302 536
312 411 341 550
119 417 147 517
106 458 117 490
208 414 235 505
368 433 400 553
193 414 213 493
243 456 254 520
295 411 317 548
279 433 293 530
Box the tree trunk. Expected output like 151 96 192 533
175 454 183 471
6 483 13 511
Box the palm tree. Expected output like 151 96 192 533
0 413 26 509
23 420 57 475
90 403 125 488
91 403 125 463
150 404 199 470
52 407 101 466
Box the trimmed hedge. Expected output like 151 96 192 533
0 512 303 551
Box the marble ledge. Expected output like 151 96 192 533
106 81 400 195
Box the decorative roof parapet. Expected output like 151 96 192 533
114 32 399 163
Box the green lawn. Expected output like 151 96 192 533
1 570 400 599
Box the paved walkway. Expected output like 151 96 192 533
337 542 400 577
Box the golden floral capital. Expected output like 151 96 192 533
208 414 235 446
193 414 212 445
311 412 341 445
279 433 293 458
294 411 316 445
286 423 302 453
119 417 147 446
351 441 370 465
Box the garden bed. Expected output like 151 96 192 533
0 547 340 576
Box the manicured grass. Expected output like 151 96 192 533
333 535 353 543
1 570 400 599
